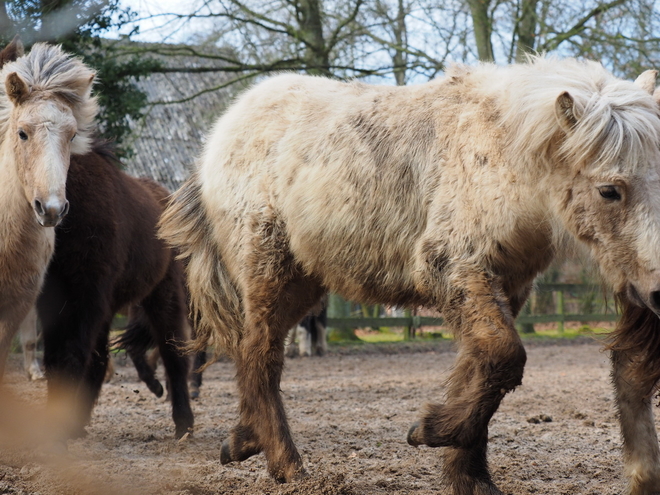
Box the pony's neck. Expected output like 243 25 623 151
0 139 37 237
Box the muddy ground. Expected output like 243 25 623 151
0 338 648 494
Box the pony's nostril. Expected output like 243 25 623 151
33 199 45 216
651 291 660 312
60 200 69 217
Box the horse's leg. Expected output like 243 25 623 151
40 289 112 437
612 349 660 495
284 326 297 358
19 306 44 381
76 324 112 431
221 274 325 482
122 306 164 398
142 270 194 439
407 271 526 495
298 322 312 357
190 350 206 400
315 315 327 356
0 300 32 380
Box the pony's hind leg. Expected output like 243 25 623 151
190 350 206 400
223 275 325 482
142 265 194 439
408 270 526 495
119 306 164 398
612 349 660 495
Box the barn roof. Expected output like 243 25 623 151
120 44 236 192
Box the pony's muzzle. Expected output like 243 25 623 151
628 280 660 316
649 290 660 314
33 198 69 227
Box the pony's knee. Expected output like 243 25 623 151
489 338 526 392
409 336 526 449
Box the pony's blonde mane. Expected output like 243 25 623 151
0 43 98 155
452 56 660 175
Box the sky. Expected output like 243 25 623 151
117 0 212 43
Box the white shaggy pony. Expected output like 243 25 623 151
162 57 660 495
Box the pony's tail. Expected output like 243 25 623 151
158 173 243 363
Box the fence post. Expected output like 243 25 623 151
403 308 412 340
556 289 565 334
328 293 358 341
518 298 535 334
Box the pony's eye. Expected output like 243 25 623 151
598 185 622 201
71 133 76 142
18 130 27 141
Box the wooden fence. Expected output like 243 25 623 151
327 283 619 336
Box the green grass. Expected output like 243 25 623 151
331 323 613 345
357 332 405 343
521 324 612 340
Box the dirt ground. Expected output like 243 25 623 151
0 338 649 495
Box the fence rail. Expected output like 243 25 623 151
327 283 618 334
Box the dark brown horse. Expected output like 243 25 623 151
36 140 194 439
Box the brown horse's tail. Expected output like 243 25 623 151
159 173 243 363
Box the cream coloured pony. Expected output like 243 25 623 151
161 58 660 494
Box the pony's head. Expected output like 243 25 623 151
541 64 660 315
0 42 97 227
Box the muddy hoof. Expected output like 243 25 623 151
270 464 307 483
146 380 164 398
407 421 423 446
220 439 233 465
473 481 504 495
175 424 193 440
220 437 261 464
69 425 88 440
190 385 200 400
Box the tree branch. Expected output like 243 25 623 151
540 0 628 52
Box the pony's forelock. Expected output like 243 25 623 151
478 56 660 176
0 43 98 154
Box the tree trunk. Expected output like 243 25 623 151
392 0 407 85
39 0 66 42
467 0 494 61
515 0 539 62
298 0 332 76
0 2 14 45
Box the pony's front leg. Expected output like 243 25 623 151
0 299 33 380
40 291 112 438
19 306 44 381
408 272 526 495
612 349 660 495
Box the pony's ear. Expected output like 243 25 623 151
0 35 24 68
555 91 580 132
6 72 29 104
654 87 660 105
72 72 95 100
634 70 658 95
